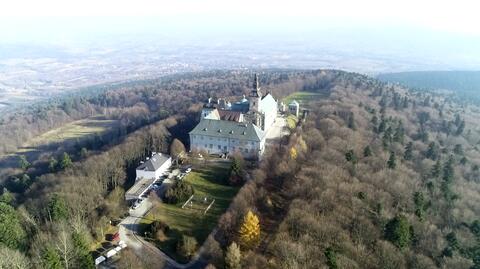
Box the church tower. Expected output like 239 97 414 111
249 73 261 112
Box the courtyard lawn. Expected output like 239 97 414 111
140 161 237 263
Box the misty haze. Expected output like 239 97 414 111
1 1 480 269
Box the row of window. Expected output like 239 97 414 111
192 135 256 146
202 143 254 154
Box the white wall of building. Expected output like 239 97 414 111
259 94 278 132
190 134 264 158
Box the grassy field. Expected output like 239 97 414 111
282 91 324 107
27 116 118 147
141 161 237 263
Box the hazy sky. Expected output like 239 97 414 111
1 0 480 42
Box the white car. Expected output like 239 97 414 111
185 168 192 173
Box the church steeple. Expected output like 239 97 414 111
250 73 261 98
249 74 261 113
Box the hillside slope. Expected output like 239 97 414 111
207 71 480 269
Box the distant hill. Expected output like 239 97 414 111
378 71 480 101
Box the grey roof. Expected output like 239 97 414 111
189 119 265 142
289 100 300 106
125 177 156 198
136 153 171 171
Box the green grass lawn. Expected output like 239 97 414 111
140 161 237 263
282 91 324 108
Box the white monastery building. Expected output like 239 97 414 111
189 74 279 159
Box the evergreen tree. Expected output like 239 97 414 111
404 142 413 161
413 192 427 220
0 188 14 205
47 194 69 222
0 202 27 250
225 242 241 269
393 122 405 144
453 144 464 155
363 146 372 157
48 157 58 172
345 150 357 163
455 120 465 136
402 96 409 108
72 232 95 269
425 142 439 160
324 247 338 269
431 160 442 178
42 246 62 269
387 151 396 169
60 152 72 170
18 155 30 171
378 119 386 133
442 156 455 184
347 112 356 130
238 210 260 249
454 114 462 126
385 215 412 249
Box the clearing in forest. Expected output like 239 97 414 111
282 91 324 107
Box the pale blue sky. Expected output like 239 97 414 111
1 0 480 43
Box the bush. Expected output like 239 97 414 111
177 235 197 259
149 220 170 235
164 181 194 204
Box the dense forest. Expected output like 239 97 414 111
201 71 480 269
2 69 480 268
378 71 480 104
0 69 334 268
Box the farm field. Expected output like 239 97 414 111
140 161 237 263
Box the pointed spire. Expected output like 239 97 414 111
250 73 261 98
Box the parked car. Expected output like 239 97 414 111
185 167 192 173
108 232 120 241
95 256 106 265
131 200 141 210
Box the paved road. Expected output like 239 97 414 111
118 198 208 269
265 115 288 143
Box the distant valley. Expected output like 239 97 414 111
378 71 480 102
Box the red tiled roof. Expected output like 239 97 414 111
218 110 242 122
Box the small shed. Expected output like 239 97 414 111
288 100 300 117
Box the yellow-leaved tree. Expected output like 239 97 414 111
290 147 298 160
238 210 260 249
